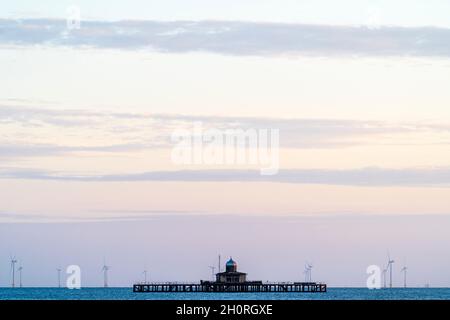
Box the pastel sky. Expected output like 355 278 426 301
1 1 450 288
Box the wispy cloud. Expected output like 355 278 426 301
0 211 50 221
0 209 201 223
2 167 450 187
1 19 450 57
2 105 450 159
0 105 144 127
0 142 154 157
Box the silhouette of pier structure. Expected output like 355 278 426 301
133 257 327 293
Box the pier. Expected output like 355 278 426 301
133 282 327 293
133 257 327 293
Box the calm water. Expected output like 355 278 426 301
0 288 449 300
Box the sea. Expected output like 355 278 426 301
0 288 449 300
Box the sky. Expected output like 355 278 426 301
1 1 450 288
3 0 450 27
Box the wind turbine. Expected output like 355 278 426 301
303 265 309 282
10 256 18 288
218 255 221 273
209 266 216 281
57 268 62 288
143 269 148 283
17 266 23 288
387 253 395 288
102 260 111 288
307 263 313 282
401 266 408 288
304 263 312 282
382 268 387 288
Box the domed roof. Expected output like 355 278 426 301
226 257 237 267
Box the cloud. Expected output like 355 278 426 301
0 209 201 223
0 143 154 157
2 167 450 187
1 19 450 57
2 105 450 159
0 105 144 127
0 211 50 221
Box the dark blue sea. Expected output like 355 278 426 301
0 288 449 300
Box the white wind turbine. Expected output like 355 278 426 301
17 266 23 288
102 260 111 288
57 268 62 288
10 256 18 288
304 262 313 282
387 253 395 288
143 268 148 283
303 265 309 282
382 267 387 288
401 266 408 288
307 263 313 282
209 266 216 281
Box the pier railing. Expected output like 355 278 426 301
133 281 327 293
